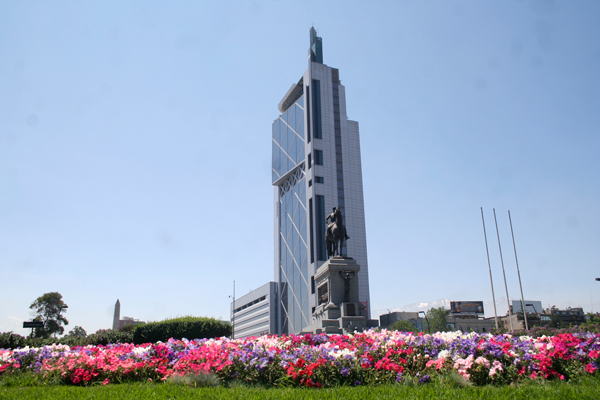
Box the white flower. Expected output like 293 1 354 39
133 346 152 356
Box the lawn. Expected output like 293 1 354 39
1 379 600 400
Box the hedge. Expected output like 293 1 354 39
133 316 231 344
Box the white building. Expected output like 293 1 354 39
231 282 279 339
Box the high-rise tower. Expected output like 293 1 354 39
272 28 371 334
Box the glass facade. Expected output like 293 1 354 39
272 96 305 183
273 96 310 334
311 80 322 139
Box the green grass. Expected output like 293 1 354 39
1 379 600 400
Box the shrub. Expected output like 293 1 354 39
0 332 26 350
0 328 134 349
133 316 231 344
86 329 134 345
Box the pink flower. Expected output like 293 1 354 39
475 357 490 368
585 364 596 374
103 379 110 385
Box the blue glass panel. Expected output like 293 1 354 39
289 106 296 131
273 119 280 144
297 119 305 141
282 107 289 124
295 104 303 131
297 95 304 108
290 137 298 165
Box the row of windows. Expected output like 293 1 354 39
234 295 266 313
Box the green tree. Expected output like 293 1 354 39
29 292 69 338
65 326 87 337
390 320 418 333
548 314 565 329
424 307 450 333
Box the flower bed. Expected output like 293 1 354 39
1 330 599 387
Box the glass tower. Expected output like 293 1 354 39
273 28 371 334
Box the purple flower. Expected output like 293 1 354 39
340 367 350 376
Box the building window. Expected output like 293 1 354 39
308 153 312 169
309 198 314 264
308 180 312 187
315 176 324 184
311 79 322 139
311 276 315 294
314 150 323 166
315 195 326 261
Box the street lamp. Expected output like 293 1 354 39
229 281 235 340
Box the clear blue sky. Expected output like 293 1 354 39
1 1 599 336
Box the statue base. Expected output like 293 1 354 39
304 257 378 335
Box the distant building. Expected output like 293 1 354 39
447 316 496 333
112 299 144 331
446 301 495 333
231 283 280 339
547 306 586 325
510 300 543 315
379 311 423 331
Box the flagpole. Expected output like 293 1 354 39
481 207 499 330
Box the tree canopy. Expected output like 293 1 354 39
389 320 418 333
424 307 450 333
29 292 69 338
66 326 87 338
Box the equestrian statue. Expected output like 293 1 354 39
325 207 350 258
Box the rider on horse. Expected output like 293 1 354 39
326 207 350 241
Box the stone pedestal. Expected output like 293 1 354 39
306 257 377 335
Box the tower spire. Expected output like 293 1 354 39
309 27 323 63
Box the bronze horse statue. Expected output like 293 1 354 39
326 207 348 258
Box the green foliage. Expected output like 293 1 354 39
549 314 566 329
29 292 69 338
424 307 450 333
65 326 87 338
85 329 134 345
119 322 144 333
0 328 133 349
0 332 26 350
133 316 231 344
389 320 418 333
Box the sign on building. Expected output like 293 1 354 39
450 301 484 316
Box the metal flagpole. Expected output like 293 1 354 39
481 207 499 330
493 208 513 331
508 210 528 330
